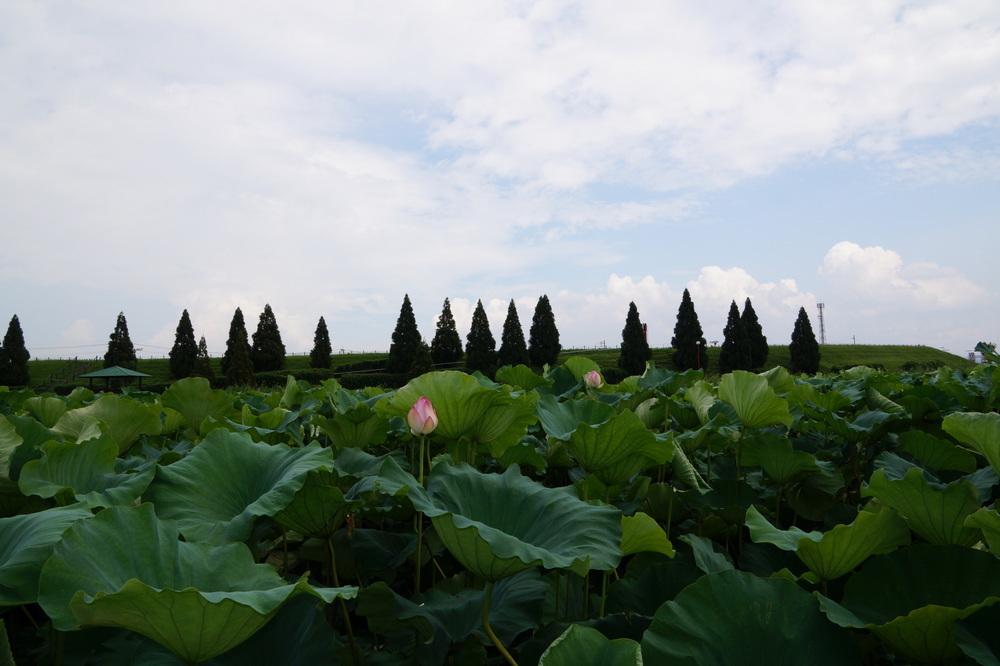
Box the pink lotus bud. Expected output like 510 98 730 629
584 370 603 389
407 396 438 435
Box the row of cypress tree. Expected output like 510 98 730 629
0 315 30 387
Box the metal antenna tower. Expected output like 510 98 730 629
816 303 826 344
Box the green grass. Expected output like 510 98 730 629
25 345 976 391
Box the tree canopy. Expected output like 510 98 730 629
221 308 250 377
718 300 752 374
251 304 286 372
497 300 530 368
617 301 651 376
168 310 198 379
465 300 496 375
430 298 463 365
310 316 332 369
386 295 422 374
528 295 561 367
789 307 821 374
191 336 216 385
104 312 137 370
0 314 30 387
671 289 707 371
741 298 769 370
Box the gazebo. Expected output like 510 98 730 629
78 366 152 390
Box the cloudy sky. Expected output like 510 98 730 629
1 1 997 363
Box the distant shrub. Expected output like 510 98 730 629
334 359 387 374
337 372 407 390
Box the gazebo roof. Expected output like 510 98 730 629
79 366 152 379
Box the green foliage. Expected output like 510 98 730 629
309 316 332 369
529 294 561 367
220 307 249 377
386 294 422 374
465 299 496 375
497 300 530 369
617 301 651 376
191 335 216 385
789 306 821 374
103 312 137 370
741 298 769 369
168 309 198 379
718 300 752 373
431 298 463 365
0 315 30 387
251 304 286 372
225 331 255 386
407 341 434 379
671 289 707 371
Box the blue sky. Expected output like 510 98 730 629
1 1 997 363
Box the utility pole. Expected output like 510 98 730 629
816 303 826 344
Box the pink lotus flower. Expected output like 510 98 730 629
584 370 604 389
407 396 438 435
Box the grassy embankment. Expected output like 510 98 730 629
26 345 976 390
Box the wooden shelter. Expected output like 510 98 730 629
78 366 151 390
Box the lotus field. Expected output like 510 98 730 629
1 356 1000 665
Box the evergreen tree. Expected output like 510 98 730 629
251 304 286 372
430 298 463 365
465 300 496 374
310 316 333 369
617 302 651 375
407 340 434 380
0 314 30 386
386 295 422 373
104 312 137 369
221 308 249 376
789 307 821 374
528 295 561 367
226 334 255 386
168 309 198 379
497 300 530 368
671 289 708 371
741 298 769 370
718 300 752 374
191 336 216 385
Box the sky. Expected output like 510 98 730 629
1 1 998 363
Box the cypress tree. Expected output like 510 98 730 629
528 295 561 367
789 307 821 374
741 297 768 370
430 298 463 365
221 308 249 376
0 314 30 387
191 336 216 385
226 334 255 386
251 304 286 372
671 289 708 371
104 312 137 370
618 302 651 375
310 316 333 369
168 309 198 379
407 340 434 380
386 294 422 373
718 300 752 374
465 300 496 374
497 300 530 368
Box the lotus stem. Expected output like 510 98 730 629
599 570 609 617
414 512 424 593
327 537 362 666
483 581 519 666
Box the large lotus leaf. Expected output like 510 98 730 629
620 512 674 557
955 604 1000 666
862 468 982 546
565 410 670 485
495 364 551 391
899 429 977 473
272 467 359 537
740 433 821 484
683 381 717 425
746 504 910 581
717 371 793 429
943 412 1000 477
52 394 160 454
606 560 703 616
539 624 641 666
160 377 236 437
312 409 390 450
0 619 11 666
22 395 68 428
0 504 92 605
37 504 356 663
559 356 601 381
642 569 859 664
384 371 539 458
1 414 65 482
144 430 334 544
421 463 621 581
787 383 852 416
535 394 615 441
18 435 155 509
817 544 1000 663
966 508 1000 552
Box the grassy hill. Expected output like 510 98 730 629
23 344 977 392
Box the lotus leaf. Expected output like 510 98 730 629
966 508 1000 552
272 467 359 537
717 371 793 429
18 435 155 509
21 396 67 428
160 377 236 437
144 430 334 544
52 394 161 453
862 468 982 546
898 429 977 473
535 394 615 441
539 624 641 666
954 604 1000 666
740 433 821 484
495 364 551 391
420 463 621 581
642 569 859 664
0 619 11 666
620 512 673 557
943 411 1000 477
817 544 1000 663
37 504 355 664
0 505 92 605
564 409 671 486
